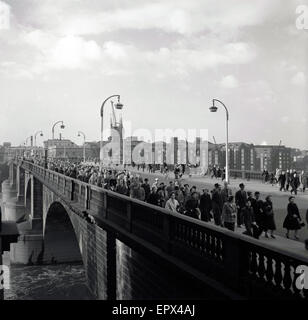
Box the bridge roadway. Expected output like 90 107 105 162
122 167 308 243
12 161 308 299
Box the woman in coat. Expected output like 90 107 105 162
241 200 256 237
185 192 200 220
221 196 237 231
283 196 303 240
199 189 212 222
263 195 276 238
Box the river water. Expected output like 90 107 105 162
3 252 94 300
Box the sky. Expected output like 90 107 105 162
0 0 307 149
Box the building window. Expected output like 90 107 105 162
241 149 245 165
250 149 254 164
214 151 218 165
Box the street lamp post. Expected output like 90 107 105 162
78 131 86 162
52 121 65 140
210 98 230 184
34 130 43 147
100 95 123 169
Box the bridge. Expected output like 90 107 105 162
1 159 308 300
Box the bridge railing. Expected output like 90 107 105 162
19 160 308 299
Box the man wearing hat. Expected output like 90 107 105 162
211 183 223 226
183 184 190 206
251 191 266 238
200 188 212 222
235 183 247 227
221 181 232 204
141 178 151 202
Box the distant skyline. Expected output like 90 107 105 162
0 0 307 150
8 135 307 152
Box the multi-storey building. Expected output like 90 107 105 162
0 145 5 163
254 145 292 172
228 142 256 171
208 142 224 168
43 139 77 149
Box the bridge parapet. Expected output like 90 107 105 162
19 160 308 299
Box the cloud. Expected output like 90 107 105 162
220 75 239 88
291 71 306 86
1 0 259 77
50 36 101 69
22 30 102 71
13 27 257 77
103 41 128 60
55 0 279 36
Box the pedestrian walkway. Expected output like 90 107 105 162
225 222 307 261
125 168 308 260
126 167 308 199
124 166 308 244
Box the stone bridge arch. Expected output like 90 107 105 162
42 200 83 264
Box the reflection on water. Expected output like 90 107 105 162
3 253 94 300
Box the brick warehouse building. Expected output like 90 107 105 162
254 145 292 172
208 142 256 171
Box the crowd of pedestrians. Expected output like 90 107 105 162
25 157 308 241
276 169 307 194
208 165 308 195
131 163 308 195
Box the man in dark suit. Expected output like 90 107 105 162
235 183 247 227
211 183 223 226
199 189 212 222
141 178 151 201
251 191 265 238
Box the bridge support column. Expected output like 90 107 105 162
10 234 44 265
8 164 15 187
3 201 26 223
1 164 26 222
1 180 17 204
9 176 44 265
1 180 25 222
2 163 18 205
107 232 116 300
16 166 25 204
30 178 43 231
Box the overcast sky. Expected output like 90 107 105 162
0 0 307 149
